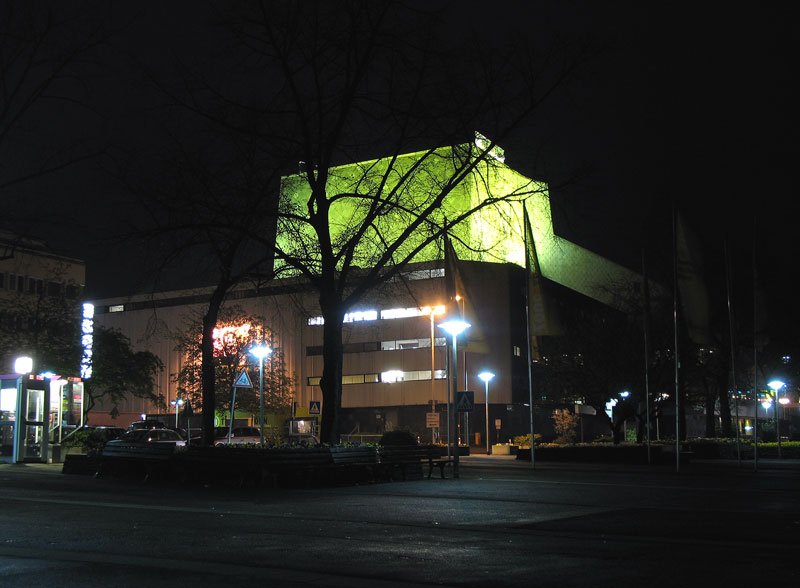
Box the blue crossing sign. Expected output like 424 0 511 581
234 370 253 388
309 401 321 415
456 391 474 412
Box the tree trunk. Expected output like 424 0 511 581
319 297 344 445
201 286 227 446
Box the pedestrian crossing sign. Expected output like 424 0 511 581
234 370 253 388
456 391 474 412
309 401 321 415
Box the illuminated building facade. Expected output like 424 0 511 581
88 138 651 439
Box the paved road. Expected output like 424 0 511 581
1 455 798 587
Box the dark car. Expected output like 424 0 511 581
109 428 186 447
128 420 167 431
91 426 126 442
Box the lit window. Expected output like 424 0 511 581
381 307 425 320
513 345 521 357
344 310 378 323
397 339 420 350
109 304 124 313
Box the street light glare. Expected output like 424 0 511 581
767 380 785 391
14 356 33 374
438 319 470 336
250 344 272 360
478 371 495 383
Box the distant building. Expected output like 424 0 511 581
87 138 653 440
0 229 86 370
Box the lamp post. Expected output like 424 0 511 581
170 398 184 427
767 380 785 458
478 371 494 455
250 344 272 447
438 318 470 479
423 305 445 444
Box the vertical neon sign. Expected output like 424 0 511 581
80 303 94 379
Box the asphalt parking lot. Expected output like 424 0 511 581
1 454 798 587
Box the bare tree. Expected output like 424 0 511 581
0 1 109 234
144 1 592 444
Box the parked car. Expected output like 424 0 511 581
214 426 262 446
90 426 126 442
128 420 166 430
109 428 186 447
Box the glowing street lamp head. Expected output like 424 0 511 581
249 344 273 361
438 319 470 337
761 400 773 410
767 380 785 392
478 371 495 384
14 356 33 374
619 390 630 398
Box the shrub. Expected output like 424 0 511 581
513 433 542 448
62 428 108 455
378 429 417 445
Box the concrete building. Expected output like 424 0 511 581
87 137 651 442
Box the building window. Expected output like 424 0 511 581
0 273 4 289
513 345 521 357
108 304 124 313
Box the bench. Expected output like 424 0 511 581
377 444 453 481
263 446 380 488
96 442 176 482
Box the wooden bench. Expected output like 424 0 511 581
96 442 176 482
377 444 453 481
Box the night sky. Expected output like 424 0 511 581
3 1 796 344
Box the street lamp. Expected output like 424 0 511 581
170 398 184 427
250 344 272 447
478 371 495 455
438 318 470 479
14 356 33 374
768 379 785 458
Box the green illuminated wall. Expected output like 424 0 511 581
278 135 659 311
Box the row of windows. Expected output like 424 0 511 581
307 369 447 386
0 273 80 298
306 337 447 356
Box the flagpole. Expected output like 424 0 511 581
752 224 759 472
672 205 680 473
641 248 652 465
525 298 535 469
724 239 741 465
523 206 536 470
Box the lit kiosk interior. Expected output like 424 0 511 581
0 356 84 463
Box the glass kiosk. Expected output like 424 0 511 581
0 373 84 463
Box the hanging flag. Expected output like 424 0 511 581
524 202 563 343
675 212 712 345
444 234 489 353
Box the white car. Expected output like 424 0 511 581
214 426 262 446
